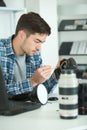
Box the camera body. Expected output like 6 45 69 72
60 58 77 70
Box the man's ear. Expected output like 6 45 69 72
18 30 26 40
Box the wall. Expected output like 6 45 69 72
4 0 24 8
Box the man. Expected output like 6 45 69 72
0 12 61 98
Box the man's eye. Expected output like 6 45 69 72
36 41 39 43
35 41 40 44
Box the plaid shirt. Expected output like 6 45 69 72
0 35 58 95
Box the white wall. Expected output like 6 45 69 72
58 0 87 5
4 0 24 8
39 0 58 67
24 0 40 13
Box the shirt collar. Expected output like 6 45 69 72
6 35 15 56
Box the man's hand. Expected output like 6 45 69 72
30 65 51 87
56 57 64 69
53 57 65 80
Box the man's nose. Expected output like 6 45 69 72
36 44 41 50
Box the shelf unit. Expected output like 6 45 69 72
58 19 87 31
57 0 87 64
0 7 26 38
0 7 26 12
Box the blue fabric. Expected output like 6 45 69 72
0 35 58 95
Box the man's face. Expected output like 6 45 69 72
21 33 48 56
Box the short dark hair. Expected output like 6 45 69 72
15 12 51 36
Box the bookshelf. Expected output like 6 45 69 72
58 19 87 31
57 0 87 64
59 41 87 55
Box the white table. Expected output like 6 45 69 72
0 100 87 130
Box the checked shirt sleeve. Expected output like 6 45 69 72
43 73 58 94
6 79 33 95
